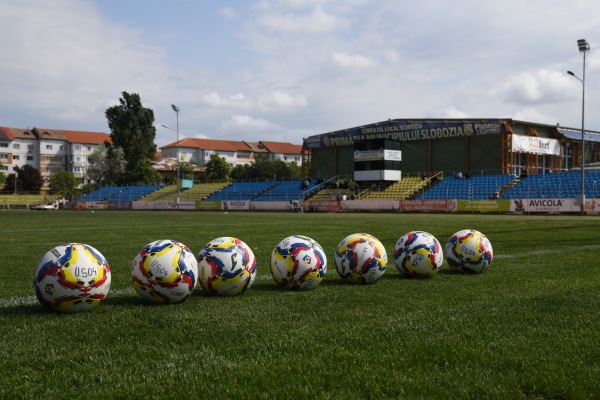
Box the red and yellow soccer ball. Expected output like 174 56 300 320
445 229 494 274
334 233 387 284
270 235 327 290
132 240 198 303
393 231 443 278
33 243 111 312
196 237 257 296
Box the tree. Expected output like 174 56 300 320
4 165 43 193
0 162 5 186
204 154 231 181
105 91 157 185
87 145 127 185
48 170 78 198
230 164 251 181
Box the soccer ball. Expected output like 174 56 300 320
33 243 111 312
271 235 327 290
196 237 257 296
445 229 493 274
334 233 387 284
132 240 198 304
394 231 443 278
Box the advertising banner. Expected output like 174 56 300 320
400 200 457 212
304 119 505 149
222 200 250 210
353 149 402 162
195 201 222 210
512 134 560 155
510 198 598 213
457 200 511 213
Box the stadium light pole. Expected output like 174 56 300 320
567 38 590 215
161 103 180 209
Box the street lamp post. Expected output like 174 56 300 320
161 104 180 209
567 38 590 215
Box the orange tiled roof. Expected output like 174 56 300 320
259 141 302 154
0 126 37 140
61 129 111 145
162 138 253 152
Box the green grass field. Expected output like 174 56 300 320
1 210 599 399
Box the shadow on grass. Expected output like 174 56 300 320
0 303 52 316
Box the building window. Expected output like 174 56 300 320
0 154 8 160
27 156 34 161
28 145 34 150
13 155 20 160
46 144 53 150
59 145 64 150
0 143 8 148
13 144 20 149
75 144 82 150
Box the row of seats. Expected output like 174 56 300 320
74 186 162 202
501 171 600 199
416 175 515 200
75 172 600 203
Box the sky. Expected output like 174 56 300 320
1 0 600 149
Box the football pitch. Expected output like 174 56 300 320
1 210 599 399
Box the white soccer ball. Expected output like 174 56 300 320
271 235 327 290
33 243 111 312
132 240 198 304
445 229 493 274
196 237 257 296
394 231 443 278
334 233 387 284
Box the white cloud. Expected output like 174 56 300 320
255 4 349 33
219 114 281 133
201 93 250 109
201 91 307 112
220 7 237 19
512 108 558 125
496 69 579 104
258 91 308 110
332 52 377 69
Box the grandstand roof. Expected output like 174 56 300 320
557 128 600 143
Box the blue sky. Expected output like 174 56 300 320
1 0 599 148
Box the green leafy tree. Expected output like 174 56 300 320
105 91 157 185
205 154 231 181
230 164 251 181
48 170 78 198
0 162 5 186
87 145 127 185
4 165 43 193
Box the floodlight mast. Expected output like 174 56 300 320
567 39 590 215
162 105 181 209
